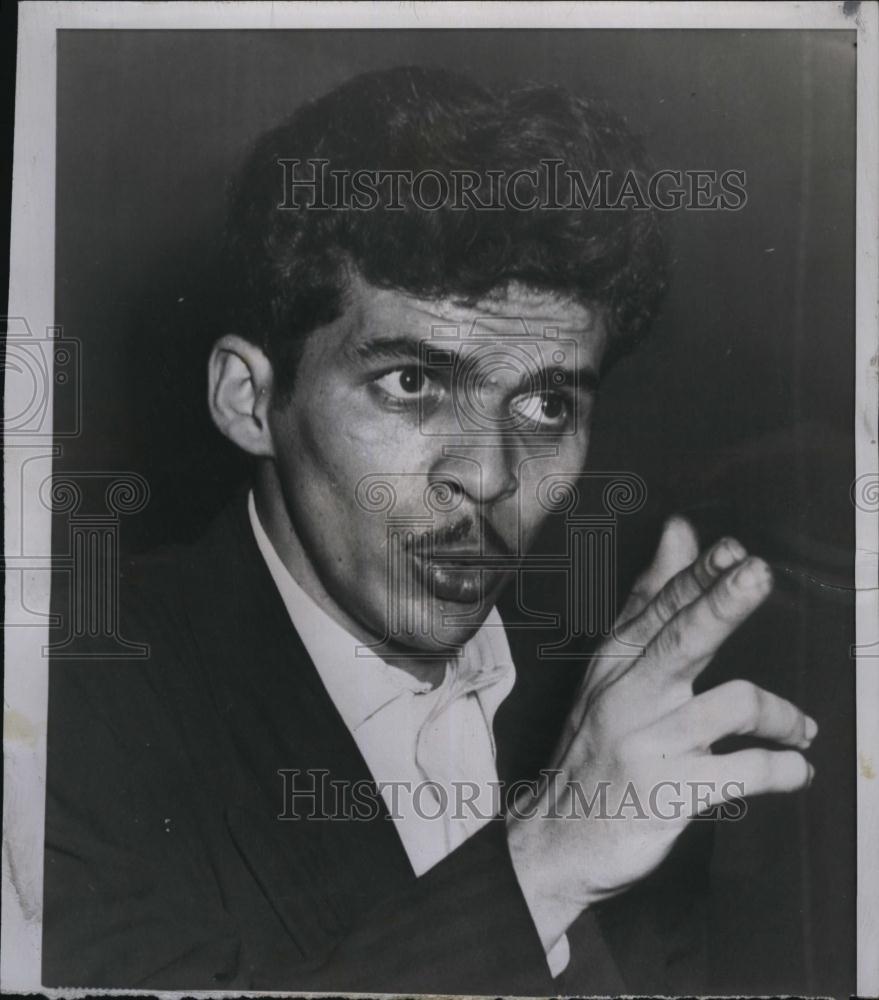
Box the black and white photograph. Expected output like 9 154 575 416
2 3 878 998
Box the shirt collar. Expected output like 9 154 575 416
247 491 516 733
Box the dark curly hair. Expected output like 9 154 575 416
222 65 667 395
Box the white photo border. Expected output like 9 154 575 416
3 2 877 996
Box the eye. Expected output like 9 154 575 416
510 390 570 431
371 365 444 407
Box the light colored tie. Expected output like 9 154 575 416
414 654 512 849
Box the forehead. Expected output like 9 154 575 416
343 272 607 347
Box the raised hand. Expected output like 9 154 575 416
507 517 816 954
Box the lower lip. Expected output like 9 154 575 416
411 552 498 604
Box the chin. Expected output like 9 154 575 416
381 596 490 656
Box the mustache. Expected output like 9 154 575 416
418 515 513 557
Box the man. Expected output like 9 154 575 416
43 66 815 993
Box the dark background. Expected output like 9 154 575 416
55 29 856 997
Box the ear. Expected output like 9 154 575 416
208 334 276 458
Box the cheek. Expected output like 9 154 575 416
276 394 365 495
288 384 424 485
270 399 355 542
271 396 426 566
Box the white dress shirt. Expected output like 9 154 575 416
248 492 569 976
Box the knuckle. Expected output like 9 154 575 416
727 679 762 731
695 546 720 585
754 751 774 788
652 587 676 625
629 576 652 604
654 617 683 658
707 580 741 623
623 583 650 617
746 684 764 726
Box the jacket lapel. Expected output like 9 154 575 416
178 491 415 924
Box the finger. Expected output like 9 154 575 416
644 555 773 682
689 748 814 814
617 517 701 627
647 680 818 754
619 534 748 646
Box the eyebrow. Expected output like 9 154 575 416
353 336 423 364
353 336 601 392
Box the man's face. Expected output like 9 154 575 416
266 273 608 654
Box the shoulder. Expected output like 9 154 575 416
52 490 252 653
46 492 259 737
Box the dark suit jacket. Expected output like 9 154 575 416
43 491 710 993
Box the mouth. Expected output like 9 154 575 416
409 540 510 604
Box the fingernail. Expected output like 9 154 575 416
807 762 816 786
805 716 818 741
731 556 771 592
710 538 746 572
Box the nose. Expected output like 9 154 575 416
428 441 519 508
